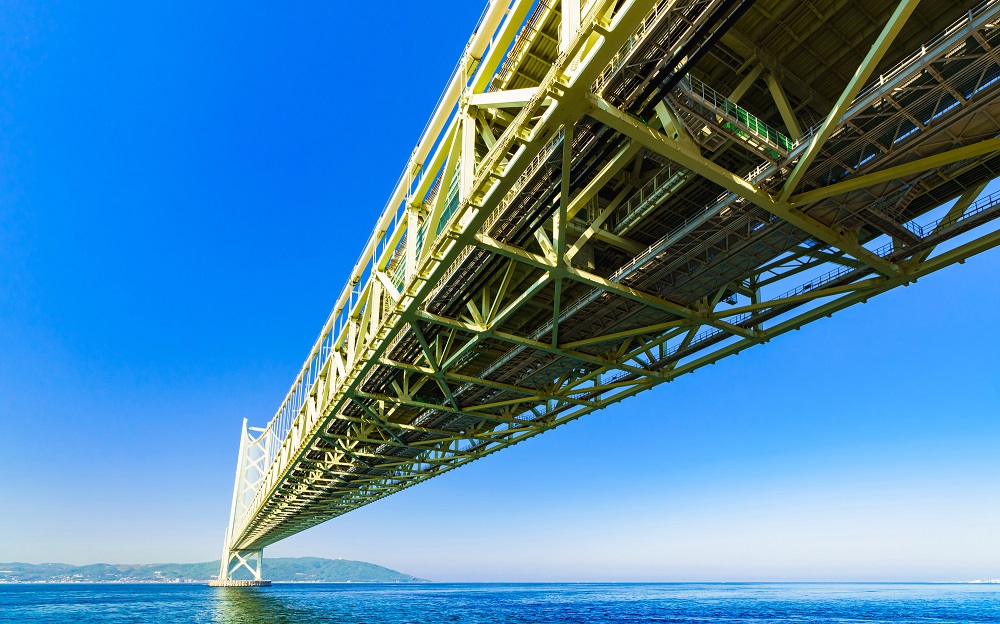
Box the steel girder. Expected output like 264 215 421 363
217 0 1000 557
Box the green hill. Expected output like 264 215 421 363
0 557 427 583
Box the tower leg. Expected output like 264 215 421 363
210 418 272 587
210 549 270 587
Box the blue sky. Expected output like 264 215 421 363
1 2 998 582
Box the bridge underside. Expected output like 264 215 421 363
222 0 1000 553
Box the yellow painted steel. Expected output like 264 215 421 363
214 0 1000 581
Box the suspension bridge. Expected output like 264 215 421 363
211 0 1000 585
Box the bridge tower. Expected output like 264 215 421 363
209 418 272 587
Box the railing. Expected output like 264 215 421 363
491 1 554 90
768 188 1000 304
490 128 566 230
863 185 925 238
593 0 676 95
235 0 505 501
591 176 999 387
234 0 593 514
678 75 796 154
854 0 1000 106
234 0 1000 538
425 126 565 337
608 160 776 284
613 165 687 232
748 7 998 192
774 263 859 303
921 187 1000 234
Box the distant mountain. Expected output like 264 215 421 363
0 557 427 583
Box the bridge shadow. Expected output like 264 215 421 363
210 586 336 624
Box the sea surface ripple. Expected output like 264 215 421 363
1 582 998 623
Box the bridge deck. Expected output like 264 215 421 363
218 0 1000 556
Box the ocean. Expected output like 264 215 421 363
1 582 998 623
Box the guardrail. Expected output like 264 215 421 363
593 0 678 95
234 0 1000 534
236 0 504 498
679 75 796 154
597 185 1000 392
922 188 1000 234
854 0 1000 106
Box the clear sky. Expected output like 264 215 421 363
1 2 998 583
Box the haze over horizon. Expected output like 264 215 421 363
1 1 998 583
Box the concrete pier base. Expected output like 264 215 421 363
209 579 271 587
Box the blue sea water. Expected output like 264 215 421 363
0 583 997 623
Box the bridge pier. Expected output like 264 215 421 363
209 549 270 587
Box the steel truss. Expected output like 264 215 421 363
215 0 1000 568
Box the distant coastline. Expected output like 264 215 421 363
0 557 428 584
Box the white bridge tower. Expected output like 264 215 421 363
209 418 272 587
